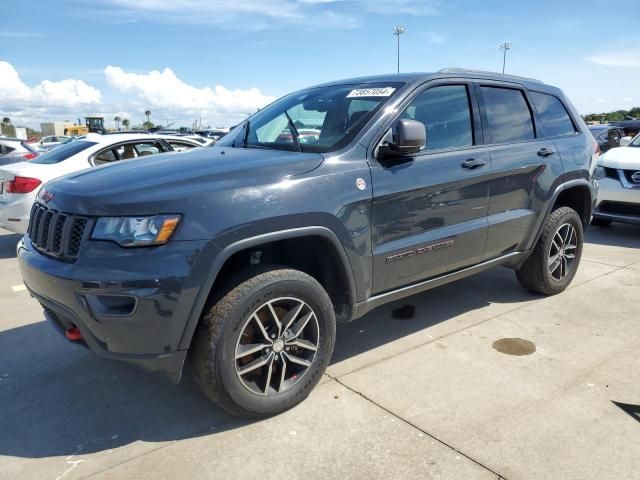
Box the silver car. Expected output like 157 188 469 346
592 134 640 226
0 138 39 165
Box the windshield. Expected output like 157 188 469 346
629 134 640 147
218 83 404 153
30 141 97 164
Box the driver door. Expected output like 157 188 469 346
370 82 491 294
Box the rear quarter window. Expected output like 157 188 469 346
480 86 535 143
530 92 577 137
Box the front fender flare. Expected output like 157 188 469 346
176 226 357 351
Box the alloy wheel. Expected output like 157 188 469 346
234 297 319 396
548 223 578 281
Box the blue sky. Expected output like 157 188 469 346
1 0 638 129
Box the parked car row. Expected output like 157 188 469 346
0 133 206 234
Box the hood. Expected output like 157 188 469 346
599 146 640 170
40 146 324 216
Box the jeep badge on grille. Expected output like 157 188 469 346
40 190 54 203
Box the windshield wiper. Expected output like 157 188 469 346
284 110 302 152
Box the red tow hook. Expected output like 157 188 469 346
65 327 83 341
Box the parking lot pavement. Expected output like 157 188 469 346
1 224 639 480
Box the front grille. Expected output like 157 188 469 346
27 203 90 260
599 201 640 217
622 169 640 185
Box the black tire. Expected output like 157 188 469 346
591 218 612 227
190 266 335 418
516 206 584 295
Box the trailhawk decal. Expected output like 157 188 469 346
347 87 396 98
385 239 455 264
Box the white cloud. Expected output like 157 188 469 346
587 52 640 67
0 61 101 111
364 0 441 15
104 65 274 116
95 0 440 28
97 0 360 28
586 36 640 67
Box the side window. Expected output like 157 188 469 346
133 142 162 156
94 148 117 165
401 85 474 151
114 144 138 160
168 141 196 152
480 86 535 143
530 92 576 137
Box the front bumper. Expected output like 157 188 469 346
18 236 208 382
594 176 640 225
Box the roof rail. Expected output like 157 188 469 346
437 68 544 84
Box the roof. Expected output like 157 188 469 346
309 68 550 92
85 133 164 144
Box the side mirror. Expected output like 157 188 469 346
378 119 426 159
620 137 631 147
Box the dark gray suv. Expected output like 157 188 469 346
18 69 597 417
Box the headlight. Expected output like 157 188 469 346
593 166 607 180
92 214 181 247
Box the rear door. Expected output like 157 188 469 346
529 90 584 169
476 83 562 259
370 81 491 294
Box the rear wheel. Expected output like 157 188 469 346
191 266 335 418
516 206 583 295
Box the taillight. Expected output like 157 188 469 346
22 152 38 160
6 176 42 193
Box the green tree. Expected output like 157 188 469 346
145 110 151 124
114 116 121 131
122 119 130 130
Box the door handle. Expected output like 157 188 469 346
537 148 555 157
461 158 486 169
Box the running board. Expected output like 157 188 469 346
350 251 529 321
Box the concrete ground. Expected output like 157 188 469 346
1 224 639 480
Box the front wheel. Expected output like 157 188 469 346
191 266 336 418
516 206 584 295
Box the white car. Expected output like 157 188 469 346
35 135 72 151
158 135 212 151
0 133 181 234
593 133 640 226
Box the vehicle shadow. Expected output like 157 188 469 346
0 232 21 259
0 265 538 460
1 221 634 461
585 223 640 249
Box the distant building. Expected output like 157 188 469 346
40 121 75 136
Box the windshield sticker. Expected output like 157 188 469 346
347 87 396 98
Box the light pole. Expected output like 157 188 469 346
499 42 513 74
393 26 406 74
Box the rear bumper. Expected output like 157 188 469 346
0 196 33 234
18 236 208 382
